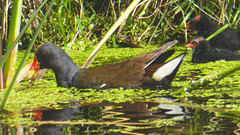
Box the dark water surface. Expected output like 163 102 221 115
1 97 240 135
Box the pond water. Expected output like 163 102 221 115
1 97 240 134
1 47 240 134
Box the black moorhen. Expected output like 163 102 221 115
30 41 187 89
186 14 240 51
186 36 240 63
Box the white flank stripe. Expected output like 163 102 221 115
100 83 107 88
152 54 185 81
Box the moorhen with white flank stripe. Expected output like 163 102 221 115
30 41 187 89
186 36 240 63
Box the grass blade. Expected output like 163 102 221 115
171 64 240 95
0 0 48 69
3 0 23 88
0 0 56 111
206 24 229 41
81 0 141 68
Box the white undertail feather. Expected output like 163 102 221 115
100 83 107 88
152 54 186 81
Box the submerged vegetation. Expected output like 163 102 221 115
0 0 240 134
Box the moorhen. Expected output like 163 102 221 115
30 41 187 89
186 36 240 63
186 14 240 51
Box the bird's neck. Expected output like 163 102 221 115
196 20 215 36
203 41 212 52
53 59 79 88
195 41 211 54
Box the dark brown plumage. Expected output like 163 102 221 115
31 41 187 89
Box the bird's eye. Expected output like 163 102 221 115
41 52 45 56
193 41 199 45
193 19 198 23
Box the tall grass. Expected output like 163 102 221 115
3 0 23 88
10 0 238 52
0 0 55 111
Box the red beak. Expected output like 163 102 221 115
33 111 42 120
29 55 39 78
185 41 196 48
185 22 196 29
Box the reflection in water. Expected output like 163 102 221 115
35 105 80 135
35 97 189 134
1 97 240 134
